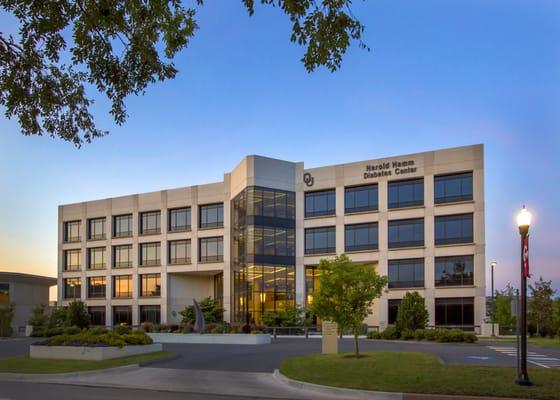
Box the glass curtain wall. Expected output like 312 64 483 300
232 186 296 324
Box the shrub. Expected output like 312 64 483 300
88 326 108 335
0 304 15 337
463 332 478 343
179 297 224 325
262 304 306 327
114 323 132 335
434 328 475 343
400 328 415 340
395 292 429 333
66 301 90 329
122 332 153 345
64 325 82 335
44 327 65 337
380 325 400 340
48 307 68 329
40 329 153 348
367 331 381 339
28 305 49 336
413 329 426 341
424 329 437 341
182 324 194 333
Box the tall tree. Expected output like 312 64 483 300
395 291 429 333
528 277 556 337
311 254 387 358
0 0 368 146
493 283 517 328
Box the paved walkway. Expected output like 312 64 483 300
487 345 560 368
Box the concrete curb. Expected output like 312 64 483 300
0 364 140 381
273 369 403 400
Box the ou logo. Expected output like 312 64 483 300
303 172 314 187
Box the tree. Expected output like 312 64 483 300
179 297 224 325
66 300 90 328
528 277 556 337
395 291 429 333
263 304 306 327
552 297 560 337
311 254 387 358
493 284 517 329
0 303 15 337
28 304 50 335
1 1 368 146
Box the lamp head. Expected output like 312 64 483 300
517 205 532 234
491 261 497 268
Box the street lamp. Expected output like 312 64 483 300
490 261 497 337
516 205 532 386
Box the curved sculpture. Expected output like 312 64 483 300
193 298 205 333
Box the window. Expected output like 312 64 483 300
113 306 132 326
305 190 336 218
113 244 132 268
345 223 378 252
168 240 191 265
246 187 296 219
435 213 473 245
388 299 402 324
435 172 473 204
87 247 106 269
140 242 160 266
388 178 424 209
64 278 81 299
63 220 81 243
388 258 424 288
247 227 295 257
345 184 378 213
169 207 191 232
435 255 474 287
305 227 336 255
140 211 160 235
214 273 224 310
0 283 9 305
199 203 224 229
87 276 106 298
87 217 105 240
88 306 106 326
140 274 160 297
305 266 321 307
388 218 424 248
199 237 223 263
140 305 161 324
113 275 132 298
113 214 132 238
435 297 474 328
64 249 81 271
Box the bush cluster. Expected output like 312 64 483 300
368 326 477 343
39 329 153 348
0 304 15 337
29 301 90 337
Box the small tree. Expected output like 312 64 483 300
66 300 90 329
493 284 517 328
528 277 556 337
180 297 224 325
311 254 387 358
28 304 49 335
263 304 306 327
395 292 429 333
0 303 15 337
48 307 68 328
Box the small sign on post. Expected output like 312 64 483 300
322 321 338 354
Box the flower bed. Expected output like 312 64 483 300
367 327 477 343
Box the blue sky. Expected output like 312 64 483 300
1 0 559 296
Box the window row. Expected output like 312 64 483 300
63 203 223 242
88 305 162 326
64 273 161 299
304 213 474 254
63 237 222 270
388 297 475 328
387 256 474 288
304 172 473 218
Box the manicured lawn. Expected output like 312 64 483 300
280 352 560 400
480 337 560 347
0 351 173 374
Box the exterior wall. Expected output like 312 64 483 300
58 144 485 329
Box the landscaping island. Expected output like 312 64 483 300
280 352 560 400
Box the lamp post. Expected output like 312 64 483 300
491 261 497 337
516 205 532 386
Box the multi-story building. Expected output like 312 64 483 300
58 144 485 330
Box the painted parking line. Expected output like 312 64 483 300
487 346 560 369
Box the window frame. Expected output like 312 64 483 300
87 217 106 240
64 249 82 271
168 207 191 232
87 276 106 299
140 273 161 297
435 297 475 329
139 305 161 324
87 247 106 270
199 236 224 263
345 184 378 214
139 242 161 267
140 211 161 235
434 171 473 204
88 306 106 326
388 218 425 249
305 226 336 255
113 214 133 238
112 275 133 298
304 189 336 218
63 277 81 299
113 244 133 268
168 239 191 265
344 222 378 252
112 306 132 326
388 258 425 289
435 213 474 245
199 203 224 229
435 255 474 287
63 220 81 243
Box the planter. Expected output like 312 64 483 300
29 343 162 360
147 332 271 345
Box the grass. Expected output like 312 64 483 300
479 337 560 347
280 352 560 400
0 351 173 374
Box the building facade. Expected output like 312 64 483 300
58 144 485 330
0 272 56 335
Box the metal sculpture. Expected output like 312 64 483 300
193 298 205 333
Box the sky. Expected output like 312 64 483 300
0 0 559 299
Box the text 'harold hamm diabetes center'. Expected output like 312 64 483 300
58 144 485 331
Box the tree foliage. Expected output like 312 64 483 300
528 277 556 337
179 297 224 325
492 283 517 328
262 303 306 327
395 291 429 333
0 303 15 337
66 300 91 328
311 254 387 358
1 0 368 146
